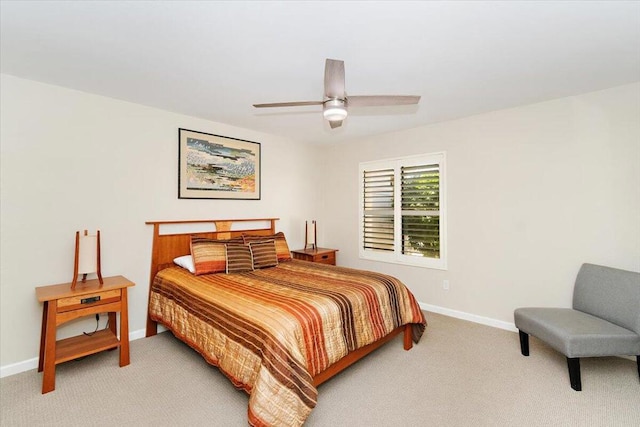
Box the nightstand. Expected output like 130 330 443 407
35 275 135 393
291 248 338 266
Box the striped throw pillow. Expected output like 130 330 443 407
226 243 254 273
243 232 292 262
249 240 278 269
190 238 227 275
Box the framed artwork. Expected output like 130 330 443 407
178 128 261 200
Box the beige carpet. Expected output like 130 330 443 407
1 312 639 426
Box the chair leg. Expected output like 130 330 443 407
567 357 582 391
518 330 529 356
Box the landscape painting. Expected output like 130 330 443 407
178 128 261 199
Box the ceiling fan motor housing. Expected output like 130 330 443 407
323 98 348 121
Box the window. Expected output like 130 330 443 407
359 152 446 269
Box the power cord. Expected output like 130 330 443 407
82 314 101 336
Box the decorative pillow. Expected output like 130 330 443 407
173 255 195 274
249 240 278 269
226 243 254 273
190 237 227 275
243 232 292 262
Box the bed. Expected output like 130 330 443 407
145 218 427 426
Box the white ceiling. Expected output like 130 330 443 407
1 1 639 145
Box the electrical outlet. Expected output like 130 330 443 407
443 280 450 290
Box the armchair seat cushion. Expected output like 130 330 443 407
514 307 640 358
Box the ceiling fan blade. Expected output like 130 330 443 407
324 59 345 99
329 120 344 129
253 101 323 108
347 95 420 107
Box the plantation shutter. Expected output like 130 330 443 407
362 168 395 252
401 163 440 259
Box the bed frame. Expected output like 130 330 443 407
145 218 413 387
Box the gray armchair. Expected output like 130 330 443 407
514 263 640 391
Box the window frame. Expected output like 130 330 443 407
359 152 447 270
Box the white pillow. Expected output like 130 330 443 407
173 255 195 274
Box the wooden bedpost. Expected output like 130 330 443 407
403 324 413 350
146 223 160 337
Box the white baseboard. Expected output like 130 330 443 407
0 327 149 379
129 328 148 341
419 301 518 332
0 357 39 379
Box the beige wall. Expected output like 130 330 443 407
320 83 640 326
0 74 321 370
2 74 638 375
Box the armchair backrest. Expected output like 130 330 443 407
573 263 640 335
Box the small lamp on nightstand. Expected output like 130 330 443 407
72 230 103 290
305 220 317 250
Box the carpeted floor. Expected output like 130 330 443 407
1 312 639 426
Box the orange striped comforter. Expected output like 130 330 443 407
148 260 426 426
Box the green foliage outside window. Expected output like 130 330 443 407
401 166 440 258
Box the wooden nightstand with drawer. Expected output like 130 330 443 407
291 248 338 266
35 275 134 393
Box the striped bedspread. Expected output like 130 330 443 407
148 260 426 426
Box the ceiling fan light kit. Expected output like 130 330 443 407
253 59 420 129
323 99 348 122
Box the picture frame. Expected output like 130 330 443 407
178 128 261 200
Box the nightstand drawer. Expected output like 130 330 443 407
57 289 121 312
313 252 335 265
291 248 338 266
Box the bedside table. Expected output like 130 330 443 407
291 248 338 266
35 275 135 393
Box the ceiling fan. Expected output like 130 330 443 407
253 59 421 129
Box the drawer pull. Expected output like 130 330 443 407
81 296 101 304
322 255 329 259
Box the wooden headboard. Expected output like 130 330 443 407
145 218 278 336
145 218 279 283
